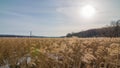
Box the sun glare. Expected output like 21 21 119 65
81 5 96 18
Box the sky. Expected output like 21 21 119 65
0 0 120 36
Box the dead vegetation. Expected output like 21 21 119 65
0 38 119 68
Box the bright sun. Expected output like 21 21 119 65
81 5 96 18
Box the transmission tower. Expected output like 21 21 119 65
30 31 32 37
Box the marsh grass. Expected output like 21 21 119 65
0 38 119 68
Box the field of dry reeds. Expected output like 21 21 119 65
0 38 120 68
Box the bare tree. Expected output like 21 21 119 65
111 20 120 37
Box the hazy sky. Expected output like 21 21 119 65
0 0 120 36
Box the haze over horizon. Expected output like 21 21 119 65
0 0 120 36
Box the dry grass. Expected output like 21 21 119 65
0 38 120 68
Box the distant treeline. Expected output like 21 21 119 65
0 35 45 38
66 20 120 37
0 35 63 38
